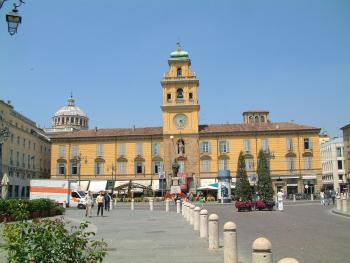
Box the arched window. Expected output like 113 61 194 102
177 139 185 154
249 116 253 124
254 116 259 123
79 119 82 125
176 88 184 100
177 67 182 77
260 116 265 123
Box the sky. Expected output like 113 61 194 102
1 0 349 137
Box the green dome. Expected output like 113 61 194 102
169 42 189 59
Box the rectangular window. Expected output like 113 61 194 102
189 93 193 100
336 147 342 157
23 138 25 147
287 138 293 151
71 162 78 175
243 139 251 152
167 93 171 102
152 143 160 156
11 134 14 143
135 162 144 174
33 143 36 150
338 160 343 170
96 144 103 157
200 141 210 153
304 138 312 150
262 139 269 152
95 162 103 175
287 157 295 171
179 161 185 173
136 143 143 156
219 140 229 153
28 140 31 149
10 149 13 165
27 155 31 169
16 151 19 166
304 157 312 170
59 145 65 158
22 153 25 168
219 159 228 171
201 159 210 172
118 162 126 174
72 145 78 158
14 185 19 198
152 161 163 174
245 159 254 171
118 143 126 156
57 163 65 175
17 136 20 144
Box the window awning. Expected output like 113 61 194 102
88 180 107 193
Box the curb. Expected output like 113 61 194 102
331 209 350 218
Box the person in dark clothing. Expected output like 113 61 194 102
96 192 105 216
104 192 111 211
331 190 336 205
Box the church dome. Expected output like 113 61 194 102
52 95 89 130
169 42 189 60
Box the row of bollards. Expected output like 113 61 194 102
336 194 348 213
181 201 301 263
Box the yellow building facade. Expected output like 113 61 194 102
50 44 321 195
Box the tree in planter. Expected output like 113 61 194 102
2 218 107 263
235 152 253 209
257 150 275 208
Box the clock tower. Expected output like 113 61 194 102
161 43 200 135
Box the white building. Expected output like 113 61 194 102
320 137 346 192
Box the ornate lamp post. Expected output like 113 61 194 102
5 1 24 35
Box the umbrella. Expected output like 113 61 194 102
1 173 10 199
197 183 219 191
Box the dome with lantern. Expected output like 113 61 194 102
52 95 89 130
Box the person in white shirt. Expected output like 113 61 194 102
277 189 284 211
85 191 93 217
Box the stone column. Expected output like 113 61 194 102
200 209 208 239
336 196 341 210
149 199 154 211
277 258 300 263
131 199 134 211
166 199 170 212
342 195 348 213
208 214 219 250
194 206 201 231
224 221 237 263
252 237 273 263
190 204 195 225
177 200 181 213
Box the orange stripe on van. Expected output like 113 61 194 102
30 187 70 194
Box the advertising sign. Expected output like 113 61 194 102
218 179 231 201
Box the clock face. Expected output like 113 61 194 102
174 114 187 128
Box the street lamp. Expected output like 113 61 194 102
5 1 24 35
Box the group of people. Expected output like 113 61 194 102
320 189 337 206
85 191 113 217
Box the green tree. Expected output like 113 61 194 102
235 151 252 201
257 149 274 201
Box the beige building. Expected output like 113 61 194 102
341 124 350 189
0 100 51 198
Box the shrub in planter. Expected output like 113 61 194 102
255 200 266 210
235 201 254 212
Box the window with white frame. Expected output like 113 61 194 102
336 147 342 157
243 139 251 152
95 162 103 175
287 157 295 171
135 161 144 174
304 157 312 170
72 145 78 158
118 144 126 156
304 138 312 150
200 141 211 153
219 140 229 153
245 159 254 171
201 159 210 172
57 163 65 175
71 162 78 175
152 143 160 156
219 158 228 171
261 139 269 152
136 143 143 156
287 138 293 151
59 145 65 158
118 161 126 174
152 161 163 174
96 144 103 157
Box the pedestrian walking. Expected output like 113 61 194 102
96 192 105 216
104 192 111 211
85 191 93 217
320 190 325 206
331 189 336 205
277 189 284 211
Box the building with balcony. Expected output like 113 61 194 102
49 44 321 195
320 137 346 192
0 100 51 198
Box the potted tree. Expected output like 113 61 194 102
256 150 275 210
235 152 254 211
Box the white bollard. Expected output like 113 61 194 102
311 193 314 201
182 201 185 216
224 221 237 263
189 204 195 225
252 237 273 263
177 200 181 213
277 258 300 263
336 196 341 210
194 206 201 231
166 199 170 212
149 199 154 211
200 209 208 239
293 194 296 203
185 203 190 221
342 196 348 213
131 199 134 211
110 200 113 211
208 214 219 250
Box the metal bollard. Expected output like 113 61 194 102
177 200 181 213
336 196 341 210
277 258 300 263
342 196 348 213
149 199 154 211
194 206 201 231
166 199 170 212
208 214 219 250
224 221 237 263
189 204 195 225
293 194 296 203
200 209 208 239
131 199 134 211
252 237 273 263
